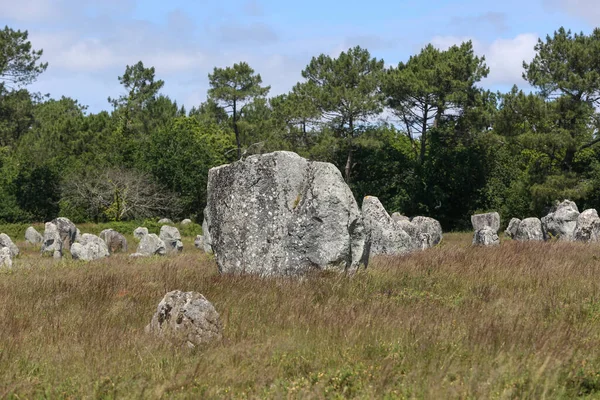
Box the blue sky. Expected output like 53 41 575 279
0 0 598 113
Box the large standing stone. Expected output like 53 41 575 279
204 151 367 276
0 233 19 257
134 234 166 257
202 217 213 254
146 290 222 347
41 222 62 258
471 212 500 232
411 216 443 250
0 247 12 268
541 200 580 241
25 227 43 245
99 229 128 254
504 218 521 239
159 225 183 253
362 196 412 256
473 226 499 246
133 227 148 241
50 217 77 250
70 234 109 261
515 218 544 241
574 209 600 243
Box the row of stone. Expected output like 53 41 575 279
472 200 599 245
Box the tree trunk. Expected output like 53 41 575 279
233 98 241 159
345 118 354 184
420 107 429 165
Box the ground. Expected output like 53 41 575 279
1 226 600 399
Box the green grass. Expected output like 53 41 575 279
1 230 600 398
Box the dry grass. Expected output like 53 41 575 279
2 231 600 398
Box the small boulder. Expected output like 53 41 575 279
541 200 580 241
471 212 500 232
0 247 12 268
158 218 173 225
146 290 223 347
71 233 109 261
181 219 192 225
41 222 62 258
473 227 499 246
574 209 600 243
50 217 77 250
25 226 43 245
133 227 149 241
504 218 521 239
159 225 183 253
515 218 544 241
411 216 443 250
194 235 205 250
0 233 19 257
99 229 128 253
136 234 166 256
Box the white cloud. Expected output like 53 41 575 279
543 0 600 25
430 33 538 86
0 0 59 22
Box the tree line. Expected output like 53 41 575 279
1 25 600 230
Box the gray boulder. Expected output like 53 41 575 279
473 226 500 246
204 151 367 276
136 234 166 256
194 235 205 250
541 200 580 241
25 226 43 245
515 218 544 241
181 219 192 225
505 218 521 239
100 229 128 253
574 209 600 243
201 217 213 254
0 233 19 257
70 234 109 261
159 225 183 253
0 247 12 268
146 290 222 347
411 216 443 250
133 227 148 241
362 196 412 256
158 218 173 224
41 222 62 258
471 212 500 232
50 217 77 250
391 212 410 223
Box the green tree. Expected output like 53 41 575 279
0 26 47 90
300 46 385 183
208 62 270 159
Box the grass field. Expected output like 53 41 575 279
1 228 600 398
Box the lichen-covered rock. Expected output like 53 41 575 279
541 200 580 241
0 247 12 268
362 196 412 256
411 216 443 250
391 212 410 223
194 235 205 250
158 218 173 224
201 217 213 254
136 234 166 256
515 218 544 241
50 217 77 250
71 234 109 261
181 219 192 225
204 151 367 276
41 222 62 258
505 218 521 239
471 212 500 232
146 290 222 347
25 226 43 245
0 233 19 257
159 225 183 253
574 209 600 243
133 227 148 241
100 229 128 253
473 227 499 246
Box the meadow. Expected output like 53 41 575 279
1 227 600 399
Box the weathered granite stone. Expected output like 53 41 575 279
41 222 62 258
146 290 222 347
158 218 173 224
574 209 600 243
181 219 192 225
201 217 213 254
471 212 500 233
204 151 367 276
159 225 183 253
0 233 19 257
362 196 412 256
133 227 149 241
391 212 410 223
505 218 521 239
411 216 443 250
71 233 109 261
473 227 500 246
194 235 205 250
25 226 43 245
136 234 166 256
50 217 77 250
541 200 580 241
515 218 544 241
100 229 128 253
0 247 12 268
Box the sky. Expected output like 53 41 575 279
0 0 598 113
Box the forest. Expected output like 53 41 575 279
1 25 600 230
